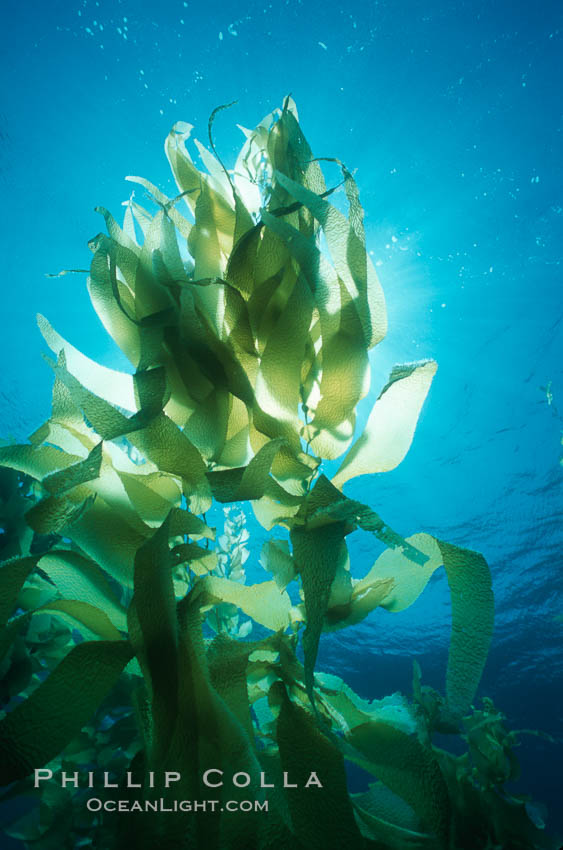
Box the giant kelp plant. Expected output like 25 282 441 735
0 98 557 849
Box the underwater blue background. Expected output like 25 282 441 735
1 0 562 840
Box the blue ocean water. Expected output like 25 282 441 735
1 0 562 842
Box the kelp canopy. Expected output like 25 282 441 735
0 98 556 849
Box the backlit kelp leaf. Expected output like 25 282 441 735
323 575 395 631
87 240 143 368
25 491 94 535
359 536 492 716
437 540 494 717
69 495 149 587
254 272 314 434
41 441 103 495
207 437 286 502
125 174 193 241
38 314 139 412
0 638 132 784
116 468 182 526
271 680 364 850
273 170 387 350
260 539 296 592
95 205 176 323
129 414 212 513
314 674 419 738
259 210 368 460
294 475 428 565
346 721 451 848
166 122 237 280
198 575 293 632
171 541 218 575
332 360 438 488
34 598 122 641
168 507 215 541
51 352 211 513
136 208 186 303
38 550 127 631
226 223 263 300
251 488 303 531
358 533 443 614
0 443 81 481
178 280 256 409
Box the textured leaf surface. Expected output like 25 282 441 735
347 720 450 847
438 540 494 716
333 360 438 488
0 639 132 784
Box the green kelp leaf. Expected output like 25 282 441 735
290 521 349 703
207 437 286 502
0 613 31 664
148 584 263 850
129 517 178 765
324 576 395 631
38 550 127 631
273 170 387 350
25 491 94 535
0 638 132 784
437 540 494 717
171 542 218 575
169 507 215 541
128 413 212 513
0 468 34 559
259 209 368 461
41 441 102 495
207 633 274 740
251 488 303 531
347 721 451 848
359 536 492 716
198 576 293 632
35 599 122 641
295 475 428 565
69 494 149 587
189 173 235 279
96 204 176 322
165 121 204 214
314 674 420 738
260 539 296 592
0 556 39 627
226 223 263 300
125 174 193 241
116 468 182 526
51 351 212 513
179 279 256 408
271 681 364 850
0 443 81 480
50 350 148 439
87 240 143 369
332 360 438 488
37 314 139 412
358 533 443 614
254 272 315 435
352 783 438 850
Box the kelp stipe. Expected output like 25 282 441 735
0 98 557 849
